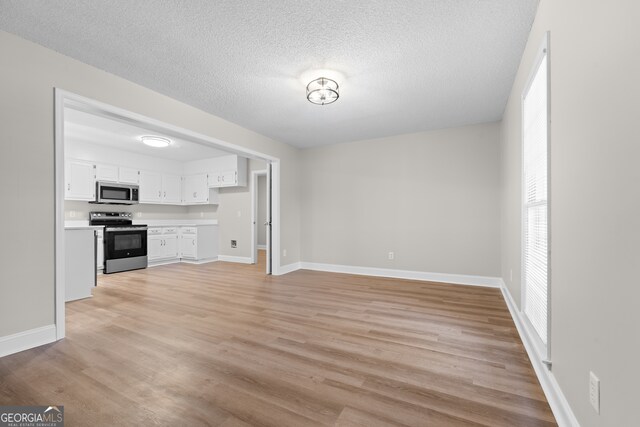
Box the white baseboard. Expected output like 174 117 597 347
298 262 501 287
0 324 57 358
217 255 253 264
499 280 580 427
257 245 267 250
180 257 218 265
276 262 301 275
148 259 182 268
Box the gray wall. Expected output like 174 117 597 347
0 30 300 337
500 0 640 425
301 123 501 277
258 175 267 246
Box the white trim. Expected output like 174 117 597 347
217 255 253 264
276 262 301 275
250 169 268 265
500 280 579 427
257 245 267 250
299 262 501 287
0 325 57 358
54 89 66 340
180 258 218 265
147 259 182 267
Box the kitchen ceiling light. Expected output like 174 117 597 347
140 135 172 148
306 77 339 105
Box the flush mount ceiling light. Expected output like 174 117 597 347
306 77 339 105
140 135 172 148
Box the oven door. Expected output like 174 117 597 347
104 227 147 260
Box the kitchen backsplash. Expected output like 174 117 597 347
65 200 218 221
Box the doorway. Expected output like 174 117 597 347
54 89 282 340
251 169 272 274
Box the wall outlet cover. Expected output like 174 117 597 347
231 240 237 248
388 251 395 260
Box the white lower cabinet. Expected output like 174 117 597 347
148 227 179 262
179 225 218 261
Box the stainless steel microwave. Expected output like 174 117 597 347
94 182 139 205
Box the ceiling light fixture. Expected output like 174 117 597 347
306 77 339 105
140 135 172 148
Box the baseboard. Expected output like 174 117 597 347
217 255 253 264
276 262 301 275
257 245 267 250
147 259 182 268
499 280 580 427
0 325 57 358
180 257 218 265
299 262 501 288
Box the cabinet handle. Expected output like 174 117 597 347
193 192 197 198
164 191 166 198
158 190 161 198
235 171 237 183
67 183 71 191
193 240 195 246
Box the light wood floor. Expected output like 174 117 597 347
0 252 556 426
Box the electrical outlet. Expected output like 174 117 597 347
589 371 600 414
231 240 237 248
388 251 394 260
137 212 142 218
237 210 242 217
70 211 76 218
200 212 204 218
283 249 287 257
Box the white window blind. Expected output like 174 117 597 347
523 51 549 347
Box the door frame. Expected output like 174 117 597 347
250 169 269 268
54 89 282 340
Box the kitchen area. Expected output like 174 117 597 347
63 105 260 302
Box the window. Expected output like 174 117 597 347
522 34 550 354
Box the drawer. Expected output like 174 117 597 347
163 227 178 234
181 227 197 235
148 228 162 235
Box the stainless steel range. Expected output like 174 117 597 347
90 212 148 274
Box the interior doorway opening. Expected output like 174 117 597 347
251 169 272 273
54 89 281 340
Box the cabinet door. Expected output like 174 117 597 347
95 164 119 182
208 172 222 188
220 170 237 187
183 174 209 204
180 235 197 259
65 160 95 201
162 174 182 204
147 235 163 260
164 235 179 259
139 171 162 203
119 167 139 184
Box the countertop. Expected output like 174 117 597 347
65 219 218 228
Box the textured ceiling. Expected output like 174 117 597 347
0 0 538 148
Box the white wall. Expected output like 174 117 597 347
0 30 300 337
500 0 640 425
301 123 501 277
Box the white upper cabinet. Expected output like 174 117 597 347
140 171 181 204
206 155 248 188
95 164 119 182
118 167 139 184
139 171 163 203
162 175 182 204
65 160 95 201
183 174 209 204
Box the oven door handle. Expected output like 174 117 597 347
105 226 148 232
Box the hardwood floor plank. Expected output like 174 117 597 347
0 252 556 426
